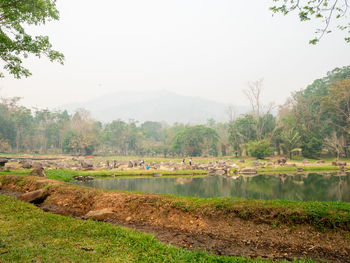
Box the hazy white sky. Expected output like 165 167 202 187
0 0 349 109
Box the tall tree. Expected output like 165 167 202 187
0 0 64 78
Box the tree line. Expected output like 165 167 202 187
0 66 349 159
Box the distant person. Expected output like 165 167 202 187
189 158 192 166
182 158 185 164
146 164 150 170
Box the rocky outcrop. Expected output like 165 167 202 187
332 161 347 166
80 160 94 170
30 167 46 177
84 209 115 221
0 158 8 167
18 189 49 203
20 160 32 169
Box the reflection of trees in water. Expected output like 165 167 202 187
77 173 350 202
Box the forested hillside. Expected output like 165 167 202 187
1 66 349 158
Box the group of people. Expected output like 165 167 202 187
182 158 192 166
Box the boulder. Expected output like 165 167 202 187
332 161 347 166
276 157 287 165
215 169 226 176
85 209 115 221
0 158 8 167
30 167 46 177
21 161 32 169
19 189 49 203
253 161 265 166
316 160 325 164
80 160 94 170
240 167 257 174
128 160 134 168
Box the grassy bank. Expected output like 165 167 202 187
0 169 207 182
1 174 350 232
0 195 313 263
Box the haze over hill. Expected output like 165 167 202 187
61 90 249 124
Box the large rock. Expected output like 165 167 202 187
30 167 46 177
80 160 94 170
332 161 347 166
85 209 115 221
19 189 49 203
0 158 8 167
21 161 32 169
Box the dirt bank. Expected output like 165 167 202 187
0 174 349 262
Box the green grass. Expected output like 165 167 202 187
0 195 314 263
157 195 350 231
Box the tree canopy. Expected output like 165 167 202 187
270 0 350 44
0 0 64 78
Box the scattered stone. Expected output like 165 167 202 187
297 167 304 172
253 161 265 166
30 167 46 177
19 189 49 203
125 216 132 222
85 209 115 221
332 161 347 166
302 160 309 164
237 159 245 163
316 160 325 164
128 160 134 168
276 157 287 165
153 173 162 177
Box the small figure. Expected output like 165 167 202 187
146 164 150 170
182 158 185 164
189 158 192 166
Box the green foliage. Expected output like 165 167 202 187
270 0 350 43
281 128 301 159
172 125 219 157
0 0 64 78
247 140 272 159
301 134 323 158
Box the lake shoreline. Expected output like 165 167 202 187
1 174 350 262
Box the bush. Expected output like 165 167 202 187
247 139 272 159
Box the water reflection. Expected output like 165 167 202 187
74 173 350 202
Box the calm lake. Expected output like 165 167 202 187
74 173 350 202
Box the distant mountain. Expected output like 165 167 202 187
61 90 249 124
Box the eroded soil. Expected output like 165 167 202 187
1 176 350 262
